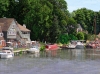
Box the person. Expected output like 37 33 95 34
16 42 18 48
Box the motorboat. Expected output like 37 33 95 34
75 41 84 49
67 44 76 49
45 44 58 57
0 47 14 59
45 44 58 51
27 46 40 54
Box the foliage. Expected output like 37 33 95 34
73 8 95 34
66 18 77 34
0 0 9 17
69 34 78 40
76 32 84 40
1 0 100 42
22 0 69 42
57 34 70 44
40 45 45 51
86 34 96 40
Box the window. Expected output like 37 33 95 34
1 33 3 37
8 29 16 35
0 33 3 37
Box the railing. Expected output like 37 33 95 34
16 33 21 41
16 26 31 43
17 27 23 38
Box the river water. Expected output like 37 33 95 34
0 49 100 74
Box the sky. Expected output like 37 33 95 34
66 0 100 12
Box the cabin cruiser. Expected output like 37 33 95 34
0 47 14 59
75 41 84 49
67 44 76 49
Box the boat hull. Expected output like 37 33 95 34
45 44 58 50
27 47 39 53
75 45 84 49
0 53 14 59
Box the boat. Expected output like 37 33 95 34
45 44 58 57
27 46 40 54
75 41 84 49
45 44 58 51
67 44 76 49
0 47 14 59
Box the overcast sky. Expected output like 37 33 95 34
66 0 100 12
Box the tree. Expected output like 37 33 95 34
73 8 94 34
66 18 77 34
77 32 84 40
0 0 9 17
23 0 69 42
57 34 70 44
23 0 53 41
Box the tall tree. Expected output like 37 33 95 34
0 0 9 17
23 0 69 42
73 8 95 34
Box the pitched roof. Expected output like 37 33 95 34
17 24 30 32
0 18 30 32
77 24 82 29
0 18 14 31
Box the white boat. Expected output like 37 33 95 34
27 46 40 53
75 41 84 49
0 47 14 59
67 44 76 49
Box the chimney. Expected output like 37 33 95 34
3 17 6 18
23 24 26 28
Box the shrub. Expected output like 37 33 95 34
77 32 84 40
57 34 70 44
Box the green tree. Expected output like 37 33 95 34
0 0 9 17
57 34 70 44
66 18 77 34
23 0 53 41
69 34 78 40
77 32 84 40
23 0 69 42
73 8 94 34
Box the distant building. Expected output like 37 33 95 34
77 24 83 32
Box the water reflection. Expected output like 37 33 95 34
1 49 100 74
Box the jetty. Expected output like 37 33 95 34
14 49 29 56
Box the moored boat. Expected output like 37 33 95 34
75 41 84 49
45 44 58 57
67 44 76 49
27 46 40 53
45 44 58 50
0 47 14 59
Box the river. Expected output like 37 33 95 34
0 49 100 74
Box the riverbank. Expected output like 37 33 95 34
13 48 29 56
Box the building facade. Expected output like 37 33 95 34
0 18 31 47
